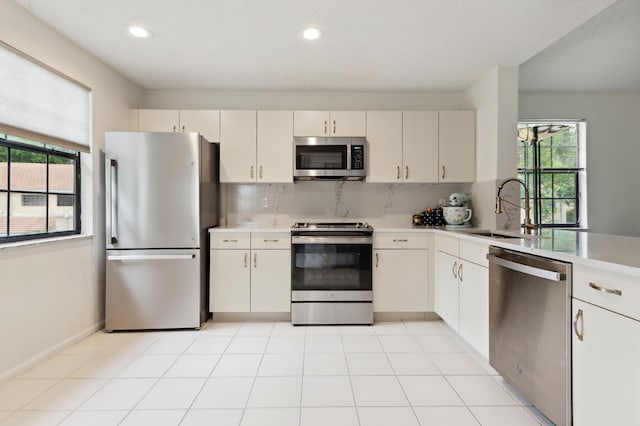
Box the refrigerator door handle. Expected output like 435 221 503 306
109 159 118 244
107 254 196 261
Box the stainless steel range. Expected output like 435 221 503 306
291 222 373 325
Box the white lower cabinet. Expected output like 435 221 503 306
373 249 429 311
434 234 489 357
250 249 291 312
572 298 640 426
372 232 432 312
210 231 290 313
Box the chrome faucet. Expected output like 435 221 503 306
495 178 538 235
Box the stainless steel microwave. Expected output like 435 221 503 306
293 137 366 181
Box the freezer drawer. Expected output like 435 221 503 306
106 249 200 330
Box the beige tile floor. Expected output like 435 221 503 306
0 320 553 425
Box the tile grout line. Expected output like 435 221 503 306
341 329 362 426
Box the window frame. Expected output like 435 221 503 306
517 121 585 229
0 135 81 243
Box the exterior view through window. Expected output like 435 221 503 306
0 134 80 242
517 121 586 228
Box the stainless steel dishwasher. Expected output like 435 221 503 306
487 246 572 426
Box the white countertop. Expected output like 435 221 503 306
209 225 640 277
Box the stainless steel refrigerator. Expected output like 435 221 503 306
105 132 219 331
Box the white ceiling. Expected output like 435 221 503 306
520 0 640 92
13 0 620 91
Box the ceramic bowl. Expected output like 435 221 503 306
442 206 472 225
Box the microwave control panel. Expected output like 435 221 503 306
351 145 364 170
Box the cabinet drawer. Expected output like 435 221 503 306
373 232 431 249
210 232 250 249
459 239 489 267
251 232 291 249
436 234 459 256
573 264 640 321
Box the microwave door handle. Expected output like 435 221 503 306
109 159 118 244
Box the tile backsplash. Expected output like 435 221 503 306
222 182 471 228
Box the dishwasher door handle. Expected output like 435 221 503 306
487 254 566 281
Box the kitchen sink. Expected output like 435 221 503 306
461 230 535 239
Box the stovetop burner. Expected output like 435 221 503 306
292 221 372 230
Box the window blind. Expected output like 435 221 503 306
0 41 91 153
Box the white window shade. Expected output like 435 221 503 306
0 41 91 153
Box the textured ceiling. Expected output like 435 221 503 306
12 0 620 91
520 0 640 92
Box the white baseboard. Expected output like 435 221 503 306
0 320 104 384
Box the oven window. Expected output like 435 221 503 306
292 243 372 291
296 145 347 170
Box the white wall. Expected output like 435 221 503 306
464 66 519 230
0 0 142 381
520 91 640 237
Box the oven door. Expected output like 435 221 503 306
291 235 372 301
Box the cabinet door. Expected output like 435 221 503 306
293 111 330 136
330 111 366 136
251 249 291 312
572 299 640 426
403 111 439 183
434 250 459 330
257 111 293 183
366 111 403 183
373 249 429 312
439 111 475 182
180 110 220 142
458 260 489 358
138 109 180 132
220 110 257 182
210 250 250 312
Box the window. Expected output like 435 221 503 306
517 121 586 228
0 134 80 242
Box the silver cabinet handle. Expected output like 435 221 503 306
244 253 248 268
375 252 379 268
223 239 238 243
259 165 263 179
263 239 279 243
181 125 185 132
393 239 408 242
253 253 257 268
250 165 254 179
324 120 327 134
589 282 622 296
397 166 400 180
573 309 584 341
452 261 458 279
108 159 119 244
333 120 336 134
172 125 176 132
405 166 409 180
458 263 463 282
442 166 446 179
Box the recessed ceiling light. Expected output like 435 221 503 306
128 25 152 39
302 27 323 41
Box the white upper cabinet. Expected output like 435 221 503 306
131 109 221 142
220 110 257 183
179 110 220 142
439 111 475 182
403 111 439 183
256 110 293 183
293 110 366 136
137 109 180 132
366 111 403 183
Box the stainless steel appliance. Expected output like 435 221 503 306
487 246 572 426
291 222 373 325
105 132 219 331
293 137 366 181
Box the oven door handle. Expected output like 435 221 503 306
487 254 566 281
292 236 372 245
